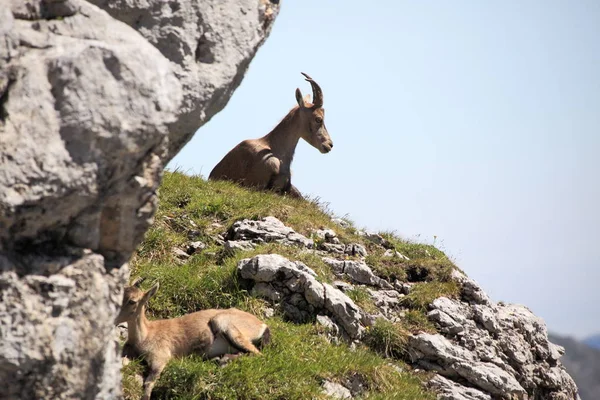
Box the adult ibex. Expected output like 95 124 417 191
209 72 333 198
116 279 270 400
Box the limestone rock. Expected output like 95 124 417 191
186 241 206 255
344 243 368 257
320 242 347 254
331 218 351 229
322 380 352 399
87 0 281 158
1 0 278 398
322 258 392 289
428 375 492 400
0 253 126 400
315 228 338 242
224 240 256 252
238 254 365 339
228 216 314 248
410 276 579 400
383 249 410 260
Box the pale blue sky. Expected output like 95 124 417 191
170 1 600 338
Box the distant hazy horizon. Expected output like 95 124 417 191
170 1 600 338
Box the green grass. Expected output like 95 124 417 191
122 171 461 399
146 318 434 400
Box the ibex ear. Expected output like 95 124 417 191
303 94 312 104
143 282 160 303
295 88 305 108
130 277 144 287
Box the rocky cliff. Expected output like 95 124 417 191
0 1 279 398
548 334 600 400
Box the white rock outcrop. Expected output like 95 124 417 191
238 254 366 339
0 1 279 398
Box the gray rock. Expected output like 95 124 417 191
367 289 403 320
357 231 389 247
0 254 127 400
172 247 190 259
0 0 278 397
331 218 351 229
428 375 492 400
320 242 347 254
451 270 491 305
410 282 579 400
344 243 368 257
383 249 410 260
322 380 352 399
187 241 206 254
238 254 365 339
228 216 314 248
87 0 280 158
224 240 256 252
322 258 392 289
394 280 413 294
322 283 365 339
315 228 338 242
408 334 526 398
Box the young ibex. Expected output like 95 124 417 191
209 72 333 198
116 279 270 400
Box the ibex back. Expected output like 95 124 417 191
116 279 270 400
209 72 333 198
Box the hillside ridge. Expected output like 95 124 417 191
121 171 579 400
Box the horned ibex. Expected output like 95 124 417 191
209 72 333 198
116 279 270 400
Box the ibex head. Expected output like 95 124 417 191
115 277 159 325
295 72 333 154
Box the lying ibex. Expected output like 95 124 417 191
209 72 333 198
116 279 270 400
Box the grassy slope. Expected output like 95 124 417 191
123 171 461 399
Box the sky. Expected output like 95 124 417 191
169 1 600 338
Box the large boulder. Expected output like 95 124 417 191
87 0 280 158
0 0 279 398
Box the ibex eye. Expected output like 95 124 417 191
128 300 137 305
315 117 323 124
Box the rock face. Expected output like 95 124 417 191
232 218 579 400
238 254 366 339
408 270 579 400
87 0 280 158
0 0 278 398
549 333 600 400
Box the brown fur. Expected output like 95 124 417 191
116 280 269 400
209 73 333 198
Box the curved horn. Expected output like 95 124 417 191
301 72 323 108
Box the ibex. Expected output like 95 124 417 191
209 72 333 198
116 278 270 400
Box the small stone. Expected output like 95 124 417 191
172 247 190 259
315 228 338 242
263 307 275 318
383 249 410 260
331 218 351 229
224 240 255 252
344 243 368 257
320 242 346 254
322 380 352 399
186 241 206 255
